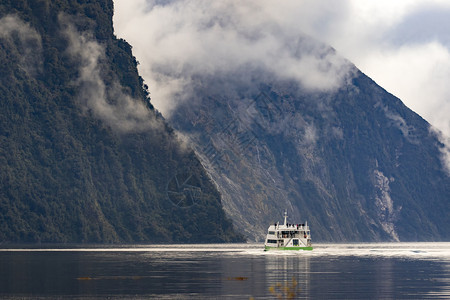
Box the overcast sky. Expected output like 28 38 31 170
113 0 450 138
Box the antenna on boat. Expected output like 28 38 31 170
283 210 287 226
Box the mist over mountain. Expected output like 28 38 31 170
1 0 448 244
112 1 449 242
0 0 242 243
167 63 450 242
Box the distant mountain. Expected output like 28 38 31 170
168 63 450 242
0 0 243 243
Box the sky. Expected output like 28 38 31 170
113 0 450 139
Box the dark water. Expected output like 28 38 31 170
0 243 449 299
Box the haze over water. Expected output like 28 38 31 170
1 243 449 299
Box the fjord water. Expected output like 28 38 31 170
0 243 449 299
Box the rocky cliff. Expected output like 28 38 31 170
168 64 450 242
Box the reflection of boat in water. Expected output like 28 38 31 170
264 211 313 251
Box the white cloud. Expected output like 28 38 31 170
430 126 450 175
60 14 159 133
320 1 450 138
0 14 42 75
360 43 450 136
114 0 449 135
113 0 450 164
113 0 353 117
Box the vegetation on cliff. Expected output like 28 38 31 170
0 0 243 243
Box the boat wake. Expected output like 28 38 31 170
235 242 450 261
1 243 449 261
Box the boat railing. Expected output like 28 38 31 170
285 237 293 246
284 224 308 231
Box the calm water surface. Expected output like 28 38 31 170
0 243 449 299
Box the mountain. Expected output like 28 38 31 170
0 0 243 243
167 63 450 242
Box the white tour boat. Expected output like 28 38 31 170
264 212 313 251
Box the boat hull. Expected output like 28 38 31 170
264 246 313 251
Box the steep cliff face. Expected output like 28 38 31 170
0 0 243 243
168 66 450 242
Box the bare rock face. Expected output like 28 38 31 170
168 66 450 242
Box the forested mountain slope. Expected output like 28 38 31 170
0 0 242 243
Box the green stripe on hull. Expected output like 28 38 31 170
264 246 313 251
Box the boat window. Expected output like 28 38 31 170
293 239 299 246
268 231 275 235
267 239 277 244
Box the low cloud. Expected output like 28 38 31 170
319 1 450 139
113 0 354 117
114 0 450 136
430 127 450 176
327 1 450 170
375 102 418 144
60 14 158 134
0 14 42 75
114 0 449 135
355 42 450 140
114 0 450 170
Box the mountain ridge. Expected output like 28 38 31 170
167 63 450 242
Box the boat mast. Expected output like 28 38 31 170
283 210 287 226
